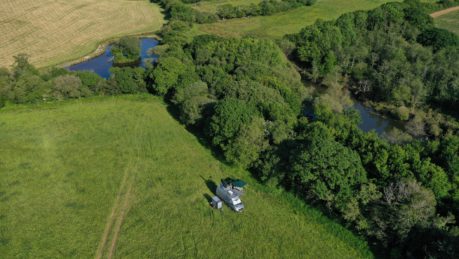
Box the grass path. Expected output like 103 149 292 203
0 95 373 258
430 5 459 17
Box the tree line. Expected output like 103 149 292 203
216 0 316 19
0 54 147 108
150 0 316 24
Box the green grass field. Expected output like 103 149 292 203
194 0 394 38
435 9 459 35
0 95 373 258
0 0 164 68
191 0 261 13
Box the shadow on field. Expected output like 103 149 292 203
201 176 217 203
165 102 233 168
201 176 217 195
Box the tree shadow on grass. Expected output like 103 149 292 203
165 102 233 168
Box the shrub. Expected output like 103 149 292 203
51 75 89 100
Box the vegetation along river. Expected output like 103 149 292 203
68 38 158 79
68 37 404 136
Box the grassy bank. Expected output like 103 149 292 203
435 9 459 34
194 0 394 38
0 95 372 258
0 0 164 68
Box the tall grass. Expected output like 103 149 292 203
0 95 372 258
435 9 459 35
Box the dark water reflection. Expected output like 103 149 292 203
352 102 405 135
68 38 158 79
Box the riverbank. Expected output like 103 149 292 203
57 34 161 69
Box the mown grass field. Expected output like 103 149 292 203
0 95 373 258
0 0 164 68
194 0 394 38
435 9 459 35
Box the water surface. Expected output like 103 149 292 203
68 38 158 79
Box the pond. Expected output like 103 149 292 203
352 102 405 135
68 38 159 79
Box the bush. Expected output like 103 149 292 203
396 106 411 120
109 67 147 94
51 75 90 100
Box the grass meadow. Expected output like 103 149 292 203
194 0 394 38
191 0 262 13
0 0 164 68
0 95 373 258
435 9 459 35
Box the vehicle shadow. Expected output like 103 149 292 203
200 175 217 195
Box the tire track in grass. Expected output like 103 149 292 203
96 104 146 258
95 162 132 259
107 180 134 259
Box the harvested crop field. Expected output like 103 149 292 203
0 0 164 68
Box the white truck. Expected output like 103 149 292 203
216 180 245 212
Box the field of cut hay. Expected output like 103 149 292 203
0 0 164 68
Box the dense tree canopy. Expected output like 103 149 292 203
288 1 459 116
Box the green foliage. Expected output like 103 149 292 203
209 98 258 147
365 179 437 245
417 27 459 51
75 71 103 93
146 56 196 95
216 0 315 20
112 37 140 64
173 80 215 125
152 0 217 24
288 122 368 212
51 75 90 100
11 54 39 79
289 1 459 113
109 67 147 94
